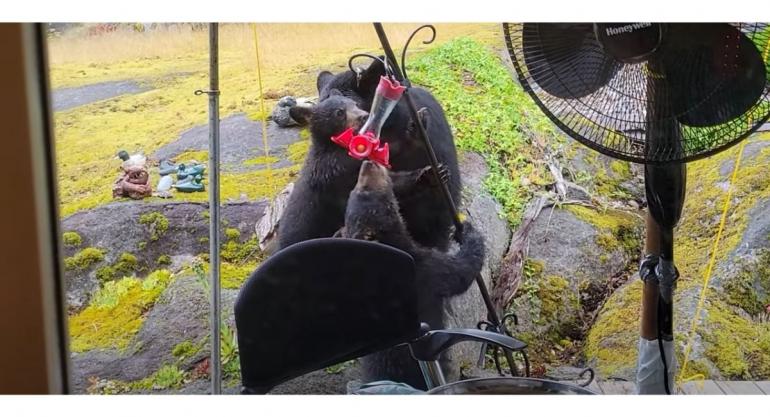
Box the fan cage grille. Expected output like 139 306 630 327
503 23 770 164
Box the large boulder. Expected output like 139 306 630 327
442 152 513 377
60 201 266 311
583 132 770 381
71 274 211 392
510 204 643 366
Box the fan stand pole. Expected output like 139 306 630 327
638 161 684 395
641 214 661 341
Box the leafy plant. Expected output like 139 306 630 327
410 38 561 227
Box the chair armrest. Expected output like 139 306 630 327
409 328 527 362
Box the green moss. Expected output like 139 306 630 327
221 234 261 264
95 252 140 284
199 237 209 244
64 247 105 271
156 254 172 266
702 298 770 379
510 273 579 364
583 279 643 377
325 360 356 375
62 231 82 247
566 205 641 256
246 109 269 121
139 212 169 242
69 269 173 352
243 155 280 166
410 38 562 227
723 249 770 316
224 228 241 242
137 241 147 251
173 150 208 163
286 140 310 164
171 341 198 361
130 364 186 391
609 160 632 179
582 135 770 380
523 258 544 280
221 262 258 289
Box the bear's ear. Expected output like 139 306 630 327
289 104 314 126
356 56 386 96
316 71 334 94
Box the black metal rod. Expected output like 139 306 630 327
372 25 509 369
372 23 463 235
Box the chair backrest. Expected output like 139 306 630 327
234 237 422 393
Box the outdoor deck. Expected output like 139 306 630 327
586 380 770 395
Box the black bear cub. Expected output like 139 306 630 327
287 59 462 251
280 90 440 249
343 161 486 390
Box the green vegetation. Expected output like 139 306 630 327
325 360 356 375
64 247 105 271
584 133 770 380
243 155 280 166
130 364 186 390
286 140 311 164
410 38 559 227
224 228 241 241
722 249 770 317
156 254 172 266
139 212 169 242
191 261 242 379
172 150 208 163
69 269 173 352
171 340 199 362
95 252 140 284
583 279 643 377
509 258 579 364
566 205 641 256
62 231 82 247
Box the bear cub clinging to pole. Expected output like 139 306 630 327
342 160 486 390
279 88 447 250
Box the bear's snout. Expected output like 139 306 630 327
347 107 369 131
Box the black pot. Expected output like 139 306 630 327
426 377 596 395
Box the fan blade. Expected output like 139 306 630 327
661 23 767 127
522 23 619 99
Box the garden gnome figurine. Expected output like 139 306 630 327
113 149 151 199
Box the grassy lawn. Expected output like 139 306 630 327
49 23 501 217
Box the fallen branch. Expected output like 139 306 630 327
492 195 547 312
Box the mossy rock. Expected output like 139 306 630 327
62 231 83 248
61 201 269 311
509 203 642 369
564 142 643 203
582 133 770 381
64 247 105 271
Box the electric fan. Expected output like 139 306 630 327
503 23 770 394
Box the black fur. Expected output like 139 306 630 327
279 94 442 248
307 59 462 251
343 161 485 390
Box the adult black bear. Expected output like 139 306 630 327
342 161 485 390
296 58 462 251
279 91 441 249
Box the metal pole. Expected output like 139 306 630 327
207 22 222 395
371 24 520 375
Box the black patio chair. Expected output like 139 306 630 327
234 237 587 394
